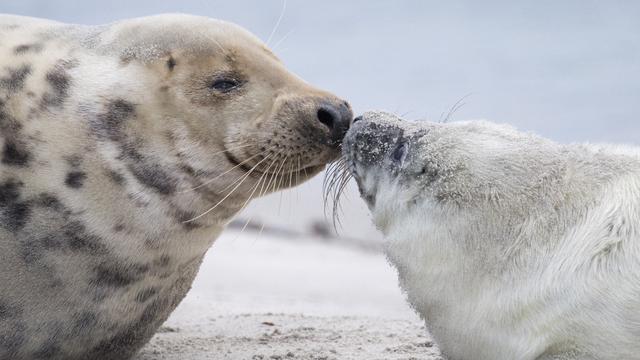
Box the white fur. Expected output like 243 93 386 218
347 112 640 359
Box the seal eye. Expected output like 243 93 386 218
210 78 240 93
392 142 407 164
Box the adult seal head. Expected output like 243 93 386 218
0 14 352 359
344 111 640 360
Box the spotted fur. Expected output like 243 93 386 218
0 13 351 359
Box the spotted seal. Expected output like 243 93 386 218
344 111 640 360
0 14 352 359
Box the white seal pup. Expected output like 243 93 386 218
343 111 640 360
0 14 352 359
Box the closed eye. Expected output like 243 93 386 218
210 78 241 93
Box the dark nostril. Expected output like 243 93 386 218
353 115 363 123
316 101 353 144
317 108 336 130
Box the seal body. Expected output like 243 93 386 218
0 14 351 359
344 111 640 360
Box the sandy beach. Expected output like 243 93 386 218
137 229 442 359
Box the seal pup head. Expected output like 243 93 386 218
342 111 562 233
94 14 352 197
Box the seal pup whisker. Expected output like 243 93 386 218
322 157 352 231
439 93 473 123
331 165 353 231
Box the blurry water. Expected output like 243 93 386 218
3 0 639 239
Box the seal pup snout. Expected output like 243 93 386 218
343 111 430 209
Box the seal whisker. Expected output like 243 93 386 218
272 28 294 52
266 0 288 46
323 159 347 213
440 93 473 123
322 157 351 231
184 154 272 223
254 156 282 238
235 156 280 238
332 170 353 231
236 155 275 235
287 155 295 217
295 155 301 203
275 156 289 214
322 160 345 203
179 147 271 193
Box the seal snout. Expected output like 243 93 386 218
316 100 353 145
343 111 406 168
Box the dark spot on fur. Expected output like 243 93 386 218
179 164 196 177
14 43 43 55
65 171 87 188
87 297 173 359
63 221 107 253
0 179 22 204
41 60 74 109
113 223 125 232
155 255 171 268
0 64 32 92
173 209 201 230
167 56 176 71
92 265 137 288
72 311 98 335
92 99 136 141
0 322 25 358
135 287 159 303
128 162 176 195
2 141 31 166
33 340 61 359
20 211 108 264
0 179 31 231
34 193 63 211
0 302 20 320
106 169 125 185
123 147 177 195
91 262 147 288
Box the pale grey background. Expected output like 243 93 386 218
3 0 639 239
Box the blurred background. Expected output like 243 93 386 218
2 1 639 358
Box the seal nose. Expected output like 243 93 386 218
316 100 353 143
